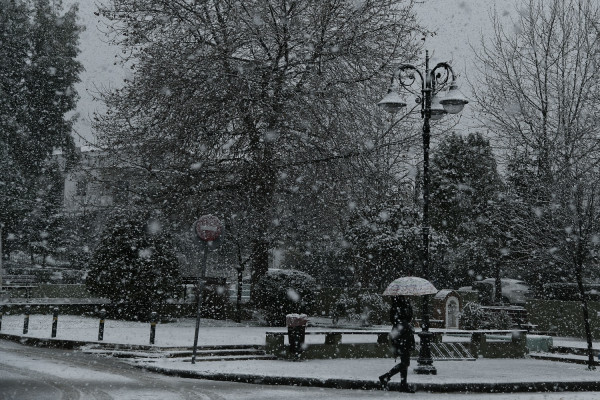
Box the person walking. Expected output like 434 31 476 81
379 296 416 393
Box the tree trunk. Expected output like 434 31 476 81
247 140 277 298
494 266 503 304
250 237 270 296
575 263 596 370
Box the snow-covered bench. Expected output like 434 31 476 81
266 329 389 345
265 329 391 359
265 329 528 359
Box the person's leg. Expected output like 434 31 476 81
379 356 404 387
399 353 409 383
400 365 408 384
383 362 403 378
399 354 415 393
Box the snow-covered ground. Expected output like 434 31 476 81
0 313 596 349
0 314 391 346
0 313 268 346
2 342 600 400
144 357 600 385
1 313 600 391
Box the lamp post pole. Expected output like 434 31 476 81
377 50 468 375
416 51 435 374
0 223 3 294
192 215 223 365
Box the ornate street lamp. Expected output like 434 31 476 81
377 50 468 375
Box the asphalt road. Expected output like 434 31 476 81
0 339 404 400
1 339 599 400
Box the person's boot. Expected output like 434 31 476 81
378 374 390 390
399 381 415 393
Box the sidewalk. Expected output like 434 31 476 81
141 357 600 393
1 314 600 393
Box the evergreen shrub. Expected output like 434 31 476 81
86 209 180 321
459 302 486 329
460 302 516 330
253 269 317 326
333 291 389 326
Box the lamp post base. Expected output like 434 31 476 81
414 331 437 375
414 363 437 375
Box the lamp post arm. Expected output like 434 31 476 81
391 64 425 117
430 61 457 94
393 64 425 92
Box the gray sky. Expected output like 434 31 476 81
417 0 520 137
66 0 521 145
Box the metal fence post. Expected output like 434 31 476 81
23 305 30 334
51 307 59 338
98 308 106 341
0 306 3 331
150 311 157 344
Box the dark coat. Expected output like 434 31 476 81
390 303 413 325
389 320 416 357
388 297 415 359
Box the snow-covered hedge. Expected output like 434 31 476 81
333 291 389 326
86 208 181 321
253 269 317 326
459 302 486 329
459 302 513 330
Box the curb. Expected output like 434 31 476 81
530 353 600 367
140 364 600 393
0 332 241 352
0 332 171 351
0 332 91 349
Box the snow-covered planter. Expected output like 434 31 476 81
253 269 317 326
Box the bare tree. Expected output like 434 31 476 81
93 0 424 291
473 0 600 369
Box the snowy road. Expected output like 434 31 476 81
1 339 599 400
